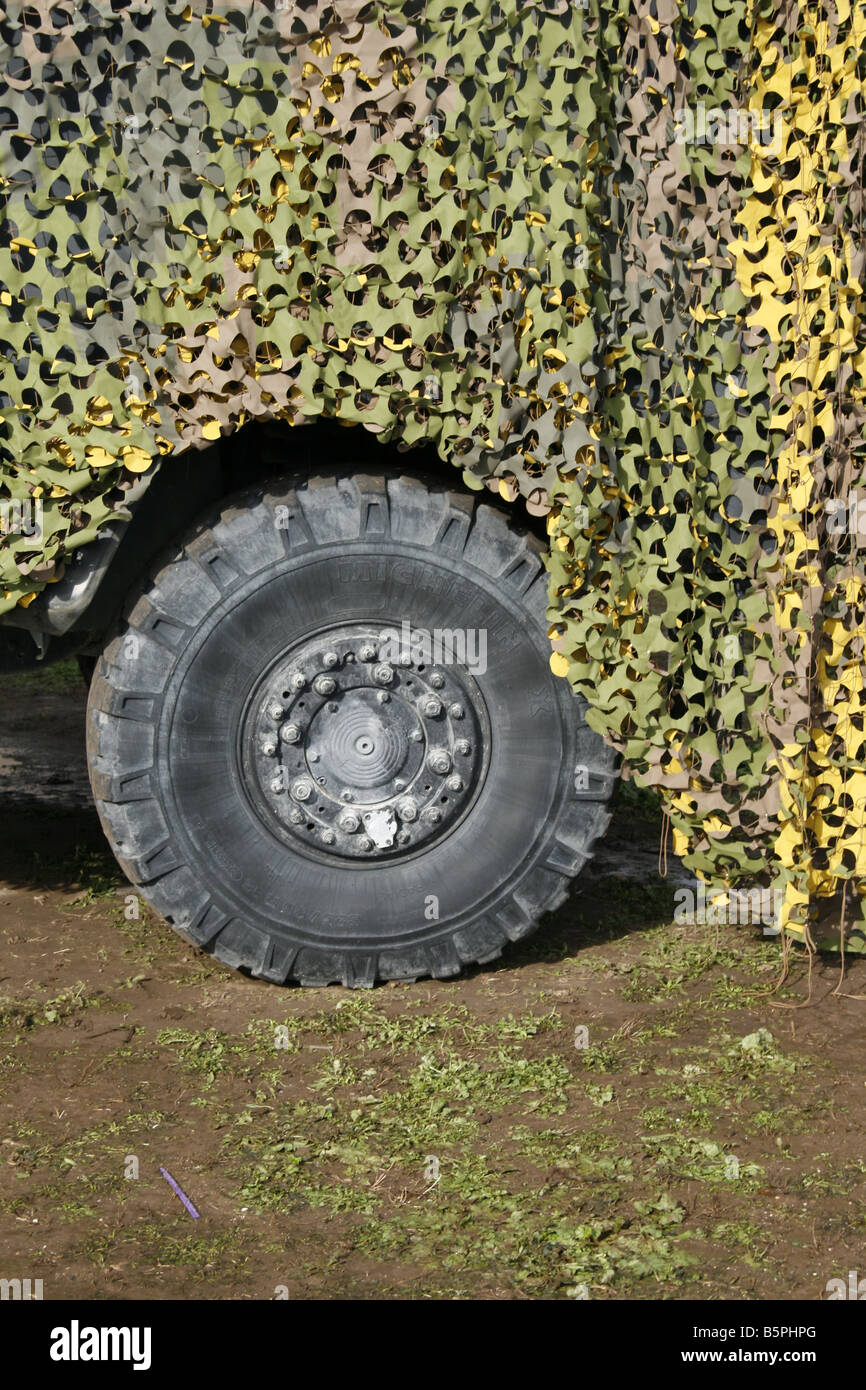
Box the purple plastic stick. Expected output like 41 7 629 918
159 1165 200 1218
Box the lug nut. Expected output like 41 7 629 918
358 642 377 662
446 773 464 792
397 798 418 822
322 651 339 668
338 810 360 833
428 751 451 776
281 722 301 744
455 738 471 755
321 828 335 845
291 779 312 802
313 675 336 696
373 664 394 686
270 774 287 794
429 672 445 689
267 701 284 720
448 702 463 719
422 806 441 824
358 837 373 851
421 696 442 718
289 671 306 691
261 737 278 756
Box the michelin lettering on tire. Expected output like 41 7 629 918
86 471 617 986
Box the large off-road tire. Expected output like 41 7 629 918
86 471 617 987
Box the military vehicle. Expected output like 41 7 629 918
0 2 621 985
1 0 863 978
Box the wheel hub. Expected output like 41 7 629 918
242 624 486 860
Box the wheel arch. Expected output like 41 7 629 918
0 420 544 671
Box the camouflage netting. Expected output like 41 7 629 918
1 1 864 949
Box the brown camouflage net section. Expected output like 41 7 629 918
1 1 864 947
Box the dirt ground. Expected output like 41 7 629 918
1 663 864 1301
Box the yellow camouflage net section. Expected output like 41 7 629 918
0 1 864 950
733 0 866 945
547 0 866 952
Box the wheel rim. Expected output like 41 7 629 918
239 621 489 862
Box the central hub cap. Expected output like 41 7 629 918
241 622 488 860
305 687 425 798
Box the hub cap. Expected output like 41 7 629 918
241 624 487 860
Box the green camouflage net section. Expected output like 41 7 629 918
1 0 597 597
1 1 864 947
